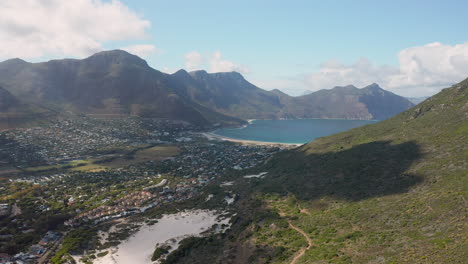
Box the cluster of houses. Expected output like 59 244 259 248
64 176 207 227
64 190 157 227
0 204 9 218
0 117 200 167
164 142 282 179
1 231 61 264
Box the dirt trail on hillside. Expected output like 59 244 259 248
275 204 314 264
288 220 313 264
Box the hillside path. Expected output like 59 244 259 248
288 220 313 264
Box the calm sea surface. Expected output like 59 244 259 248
213 119 378 144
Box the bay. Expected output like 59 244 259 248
213 119 378 144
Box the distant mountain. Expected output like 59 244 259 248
406 96 430 104
0 50 414 129
0 50 244 127
286 83 415 120
168 70 414 120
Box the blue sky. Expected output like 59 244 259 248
117 0 466 68
1 0 467 96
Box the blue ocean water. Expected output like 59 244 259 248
213 119 378 144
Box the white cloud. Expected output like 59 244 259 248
184 51 204 71
209 51 250 74
0 0 151 59
303 42 468 97
304 58 397 93
184 51 250 74
121 44 159 59
389 42 468 95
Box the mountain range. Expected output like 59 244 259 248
0 50 414 128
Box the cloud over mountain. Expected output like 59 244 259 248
303 42 468 97
184 51 250 74
0 0 153 59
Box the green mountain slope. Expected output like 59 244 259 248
164 79 467 263
256 79 467 263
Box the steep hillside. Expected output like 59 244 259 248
163 79 467 263
0 51 243 127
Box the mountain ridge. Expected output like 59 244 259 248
0 50 245 127
0 50 414 128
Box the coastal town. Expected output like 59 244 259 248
0 117 290 263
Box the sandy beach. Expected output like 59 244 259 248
202 132 302 147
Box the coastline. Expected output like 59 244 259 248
202 132 303 147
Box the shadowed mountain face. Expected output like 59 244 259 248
0 86 19 111
0 86 54 130
167 69 284 119
0 50 413 129
0 50 244 127
262 140 422 201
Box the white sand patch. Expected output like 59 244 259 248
98 230 109 245
243 172 268 179
205 194 214 201
224 195 236 205
82 210 229 264
220 181 234 186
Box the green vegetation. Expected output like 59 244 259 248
162 237 214 264
168 79 468 263
152 245 170 261
257 79 467 263
256 79 468 263
50 229 97 264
